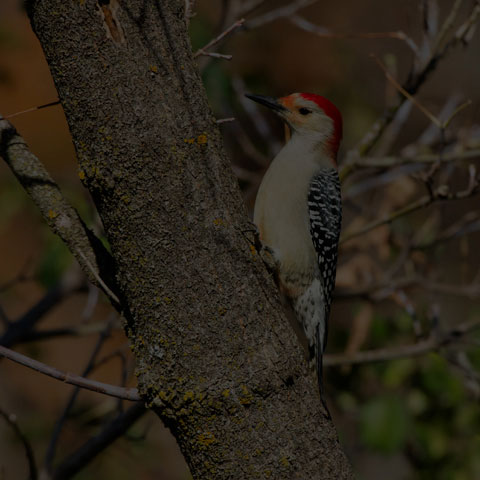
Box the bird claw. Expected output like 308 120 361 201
241 223 278 274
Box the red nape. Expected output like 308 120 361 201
300 93 343 158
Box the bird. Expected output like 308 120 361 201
246 92 342 406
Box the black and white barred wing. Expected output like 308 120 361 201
307 170 342 328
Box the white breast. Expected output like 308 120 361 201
253 137 322 280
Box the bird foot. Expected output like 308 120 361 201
241 222 278 274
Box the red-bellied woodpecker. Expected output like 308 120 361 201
246 92 342 402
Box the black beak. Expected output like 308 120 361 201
245 94 287 114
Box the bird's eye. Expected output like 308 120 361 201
299 107 312 115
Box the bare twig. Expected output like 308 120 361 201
372 55 442 127
184 0 196 25
4 100 61 120
82 284 100 319
11 321 120 343
0 408 38 480
354 1 480 157
421 0 440 43
51 402 147 480
239 0 267 16
340 148 480 181
245 0 319 29
0 271 85 348
194 18 245 59
44 316 117 472
291 15 420 55
433 0 464 53
216 117 236 124
341 174 480 243
443 99 473 129
197 51 233 60
74 248 120 305
373 55 473 132
0 257 34 293
324 317 480 367
336 273 480 302
232 76 283 155
413 211 480 250
0 345 141 401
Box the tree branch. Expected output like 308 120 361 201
0 271 84 348
341 175 480 243
350 1 480 158
244 0 319 29
0 345 141 401
44 317 117 472
51 402 147 480
0 408 38 480
25 2 355 477
335 274 480 302
324 318 480 367
0 118 120 307
340 148 480 178
194 18 245 59
290 15 420 55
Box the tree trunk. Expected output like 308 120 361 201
26 1 354 478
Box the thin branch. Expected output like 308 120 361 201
5 100 61 120
353 1 480 157
340 148 480 178
443 99 473 129
342 195 431 244
291 15 420 55
336 274 480 302
244 0 319 29
194 18 245 59
0 345 141 401
51 402 147 480
433 0 464 52
232 76 283 155
372 54 441 127
216 117 236 124
0 257 34 293
239 0 267 16
11 322 119 343
373 55 473 132
74 248 119 305
324 317 480 367
341 175 480 243
184 0 196 26
44 316 116 472
0 408 38 480
197 51 233 60
0 118 120 308
0 272 85 348
413 211 480 250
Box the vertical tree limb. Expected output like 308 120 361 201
25 1 354 478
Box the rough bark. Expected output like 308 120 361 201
26 1 355 478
